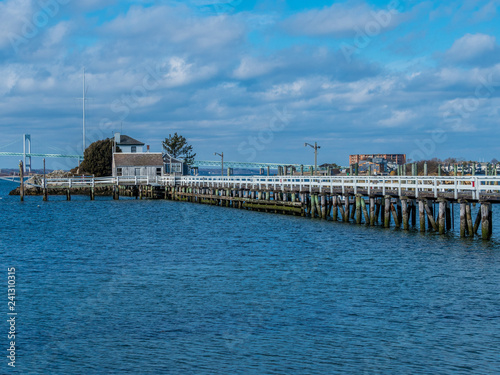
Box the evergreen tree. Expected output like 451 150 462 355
162 133 196 165
78 138 117 177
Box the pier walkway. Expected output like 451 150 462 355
25 175 500 239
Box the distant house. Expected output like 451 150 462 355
112 153 165 178
114 133 144 153
359 158 386 174
163 153 190 175
350 154 406 166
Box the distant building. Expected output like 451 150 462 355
114 133 145 153
349 154 406 165
163 153 190 175
358 159 387 174
113 153 165 178
112 133 191 176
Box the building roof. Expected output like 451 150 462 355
163 154 184 164
114 153 163 167
117 135 145 146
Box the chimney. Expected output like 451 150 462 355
114 132 120 145
147 145 150 152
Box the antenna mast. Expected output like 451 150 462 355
83 67 86 152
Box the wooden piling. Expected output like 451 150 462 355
66 188 71 201
481 202 492 240
473 209 481 235
332 196 338 221
419 200 426 232
384 196 391 228
350 196 356 220
369 197 375 226
438 199 446 235
401 198 409 230
446 202 452 231
459 202 466 237
355 195 362 224
424 201 438 231
375 199 381 224
411 200 416 227
390 203 400 228
344 196 350 222
321 195 327 219
360 198 369 225
465 203 473 237
311 195 317 218
315 194 322 217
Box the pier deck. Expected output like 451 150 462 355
32 175 500 239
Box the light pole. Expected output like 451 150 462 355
214 152 224 176
304 142 320 174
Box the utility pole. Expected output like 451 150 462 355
214 152 224 176
304 142 320 174
77 67 89 154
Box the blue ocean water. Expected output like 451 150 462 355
1 179 499 374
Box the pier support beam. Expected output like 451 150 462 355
332 196 338 221
360 197 369 225
321 195 327 220
384 196 391 228
481 202 492 240
390 202 400 228
344 196 350 222
66 188 71 201
438 199 446 234
355 195 362 224
410 200 416 227
424 201 438 231
401 198 409 230
369 197 375 226
460 202 466 237
465 203 473 237
419 200 426 232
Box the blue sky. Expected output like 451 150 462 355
1 0 500 169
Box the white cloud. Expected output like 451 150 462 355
445 33 498 64
233 57 281 79
281 1 404 37
0 0 35 49
378 110 416 127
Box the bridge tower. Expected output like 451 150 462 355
23 134 31 173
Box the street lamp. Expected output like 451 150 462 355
304 142 320 174
214 152 224 176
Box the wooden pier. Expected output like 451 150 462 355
36 175 500 240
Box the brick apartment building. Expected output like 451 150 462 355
349 154 406 165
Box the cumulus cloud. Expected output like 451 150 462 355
0 0 36 49
443 33 500 66
2 1 500 167
281 1 404 37
378 110 416 128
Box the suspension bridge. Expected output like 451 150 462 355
0 135 317 173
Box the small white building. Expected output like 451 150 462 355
114 133 144 153
112 153 165 178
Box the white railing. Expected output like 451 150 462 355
44 175 500 200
